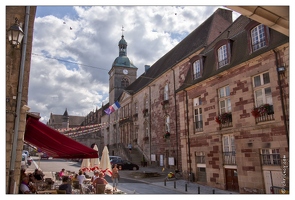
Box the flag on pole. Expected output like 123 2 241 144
104 101 121 115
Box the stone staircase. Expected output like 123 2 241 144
108 143 147 167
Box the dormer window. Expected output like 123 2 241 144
218 45 228 68
251 24 267 52
193 60 201 79
164 83 169 100
246 21 269 54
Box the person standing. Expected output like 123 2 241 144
128 143 132 153
112 164 119 191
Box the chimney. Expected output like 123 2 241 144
145 65 150 72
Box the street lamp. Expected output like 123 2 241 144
7 17 24 48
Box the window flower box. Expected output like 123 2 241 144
215 112 232 124
163 131 170 139
251 104 274 118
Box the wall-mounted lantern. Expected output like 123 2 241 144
7 17 24 48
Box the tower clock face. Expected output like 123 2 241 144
123 69 128 74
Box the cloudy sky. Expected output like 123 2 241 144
5 3 243 124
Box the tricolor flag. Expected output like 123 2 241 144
104 101 121 115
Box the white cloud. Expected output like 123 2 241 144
27 5 238 123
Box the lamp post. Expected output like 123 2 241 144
7 17 24 48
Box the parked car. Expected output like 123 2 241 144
41 152 49 159
109 156 122 162
111 159 139 170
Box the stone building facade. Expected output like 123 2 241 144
101 8 289 194
6 6 36 193
175 15 289 193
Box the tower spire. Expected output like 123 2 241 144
121 25 124 36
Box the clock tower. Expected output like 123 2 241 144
109 30 137 104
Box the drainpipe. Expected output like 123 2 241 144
148 85 154 165
184 90 192 174
9 6 30 194
171 69 179 169
273 49 289 151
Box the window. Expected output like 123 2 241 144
261 149 281 165
164 83 169 100
218 85 231 113
195 151 205 164
145 95 149 109
223 134 236 165
121 77 129 88
218 45 228 68
193 60 201 79
253 72 272 106
251 24 266 52
165 115 170 133
134 102 138 114
193 97 203 132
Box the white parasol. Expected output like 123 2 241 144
99 145 112 177
80 158 90 172
89 144 100 171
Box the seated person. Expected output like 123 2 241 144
20 167 27 181
59 168 66 180
91 170 99 182
58 176 72 194
33 169 44 181
92 172 108 188
19 176 36 194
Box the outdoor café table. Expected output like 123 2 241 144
37 189 57 194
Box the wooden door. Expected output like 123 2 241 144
225 169 239 192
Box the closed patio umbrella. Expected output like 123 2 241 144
80 158 90 172
89 144 100 171
99 146 112 177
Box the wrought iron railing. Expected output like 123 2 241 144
223 151 236 165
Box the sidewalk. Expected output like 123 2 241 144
26 161 238 194
118 165 239 194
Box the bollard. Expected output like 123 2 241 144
174 180 176 188
212 189 215 194
164 179 166 186
185 183 187 192
198 186 200 194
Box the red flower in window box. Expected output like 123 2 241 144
215 112 232 124
251 104 273 118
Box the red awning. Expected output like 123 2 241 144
24 115 99 159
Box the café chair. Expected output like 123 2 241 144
95 184 106 194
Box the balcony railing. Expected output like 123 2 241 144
195 121 203 132
255 113 274 123
223 151 236 165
